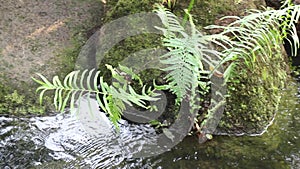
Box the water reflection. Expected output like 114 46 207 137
129 80 300 169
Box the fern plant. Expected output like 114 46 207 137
33 1 300 134
206 0 300 81
153 1 300 135
33 65 159 127
198 0 300 135
33 4 225 130
154 5 229 138
154 4 224 106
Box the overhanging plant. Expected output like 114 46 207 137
33 4 223 130
33 65 160 127
33 1 300 135
207 0 300 81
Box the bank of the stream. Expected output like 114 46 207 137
0 0 293 136
0 76 299 168
89 0 288 135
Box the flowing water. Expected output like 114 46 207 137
1 79 300 169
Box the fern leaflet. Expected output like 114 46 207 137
33 66 159 128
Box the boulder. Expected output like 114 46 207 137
0 0 105 114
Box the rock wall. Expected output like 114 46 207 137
0 0 105 114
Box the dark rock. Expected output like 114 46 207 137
38 11 47 17
265 0 300 9
265 0 283 9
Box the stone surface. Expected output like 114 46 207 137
0 0 105 114
0 0 103 84
213 0 291 135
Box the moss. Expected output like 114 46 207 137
173 0 266 31
101 2 163 70
101 0 282 134
99 33 163 80
0 80 46 115
104 0 161 22
218 45 289 134
175 0 233 28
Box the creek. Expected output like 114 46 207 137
1 78 300 168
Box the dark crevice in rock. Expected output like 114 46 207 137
265 0 300 67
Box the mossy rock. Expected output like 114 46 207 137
170 0 285 135
216 45 289 135
101 0 284 135
98 0 164 80
175 0 266 28
0 77 47 115
104 0 161 22
0 0 287 140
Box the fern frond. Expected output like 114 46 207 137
33 66 160 128
205 3 300 79
33 69 101 113
154 4 186 38
155 6 221 104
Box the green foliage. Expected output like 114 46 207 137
33 1 300 133
33 65 159 127
105 0 161 22
1 90 26 114
0 89 45 115
175 0 234 28
208 0 300 133
206 2 300 81
154 5 222 106
182 0 195 25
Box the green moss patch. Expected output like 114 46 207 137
218 46 289 134
0 80 46 115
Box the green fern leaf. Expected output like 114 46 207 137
33 66 160 129
155 6 213 105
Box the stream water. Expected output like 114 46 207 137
0 78 300 169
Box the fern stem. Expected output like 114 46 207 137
182 0 195 26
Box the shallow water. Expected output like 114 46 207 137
0 80 300 169
121 80 300 169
